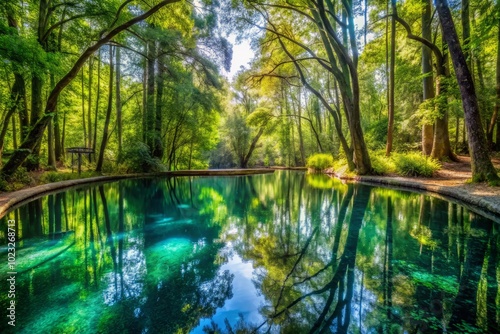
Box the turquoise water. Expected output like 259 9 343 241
0 171 498 333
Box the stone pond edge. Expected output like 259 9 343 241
332 173 500 222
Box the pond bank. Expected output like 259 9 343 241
0 168 275 218
331 155 500 221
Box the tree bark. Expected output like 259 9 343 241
435 0 499 182
81 68 87 146
0 74 26 163
488 20 500 148
116 47 122 157
421 0 434 155
146 38 156 152
153 46 164 159
88 57 94 150
96 45 114 172
386 0 396 156
93 49 101 154
296 86 306 165
0 0 180 180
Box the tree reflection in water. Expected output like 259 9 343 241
0 171 498 333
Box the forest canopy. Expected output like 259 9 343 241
1 0 499 186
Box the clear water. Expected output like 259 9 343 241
0 171 498 333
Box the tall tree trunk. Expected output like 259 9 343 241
54 8 66 163
93 49 101 154
461 0 471 70
153 47 164 159
0 0 180 180
386 0 396 156
142 58 148 143
47 74 56 169
81 69 87 146
25 0 50 171
48 119 56 168
96 45 114 172
147 38 156 152
0 73 26 162
5 12 29 143
26 75 44 171
116 47 122 157
422 0 434 155
431 35 457 161
436 0 499 182
88 57 93 150
297 87 306 165
488 20 500 148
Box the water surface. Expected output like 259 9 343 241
0 171 498 333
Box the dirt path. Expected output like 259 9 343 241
340 155 500 220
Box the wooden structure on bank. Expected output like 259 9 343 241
66 147 94 174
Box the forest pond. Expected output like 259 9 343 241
1 171 499 333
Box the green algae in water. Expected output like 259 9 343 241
0 172 498 333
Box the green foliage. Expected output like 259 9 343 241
119 141 166 173
306 153 334 171
371 152 396 175
0 167 33 191
39 171 99 184
393 153 441 177
365 117 388 150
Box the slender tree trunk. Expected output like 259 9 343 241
116 47 122 157
488 21 500 148
25 0 50 171
12 116 17 150
48 74 56 169
364 0 368 46
153 47 164 159
93 49 101 154
61 109 66 160
436 0 499 182
81 69 87 146
147 38 156 152
96 45 114 172
297 87 306 165
241 127 265 168
54 8 66 163
462 0 471 70
0 73 26 161
386 0 396 156
422 0 434 155
27 75 44 171
142 58 148 143
88 57 93 150
48 119 56 168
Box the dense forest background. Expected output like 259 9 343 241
1 0 500 186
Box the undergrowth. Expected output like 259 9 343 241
306 153 334 171
329 151 441 177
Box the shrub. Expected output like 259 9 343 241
39 171 98 184
306 153 334 171
119 141 166 173
0 167 33 191
393 152 441 177
371 151 396 175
